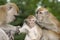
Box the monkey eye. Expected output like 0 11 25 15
39 12 42 14
9 6 12 10
32 20 34 21
8 6 12 11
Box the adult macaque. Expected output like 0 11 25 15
0 3 20 40
19 15 42 40
35 7 60 34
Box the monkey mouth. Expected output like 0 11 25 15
13 17 16 21
12 16 17 22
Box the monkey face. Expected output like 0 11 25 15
35 7 49 22
28 18 35 24
6 7 17 23
25 15 37 27
27 15 36 24
6 3 19 23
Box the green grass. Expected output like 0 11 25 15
14 33 26 40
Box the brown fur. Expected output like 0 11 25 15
6 3 19 12
0 5 7 25
49 13 60 34
0 3 19 25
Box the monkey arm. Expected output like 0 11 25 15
19 23 30 34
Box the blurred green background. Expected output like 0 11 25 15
0 0 60 40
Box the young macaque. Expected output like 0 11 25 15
19 15 42 40
35 7 60 34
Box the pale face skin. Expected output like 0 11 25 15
26 16 36 28
6 4 19 23
36 9 48 22
27 18 35 25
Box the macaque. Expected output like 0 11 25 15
19 15 42 40
0 3 20 40
35 7 60 34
